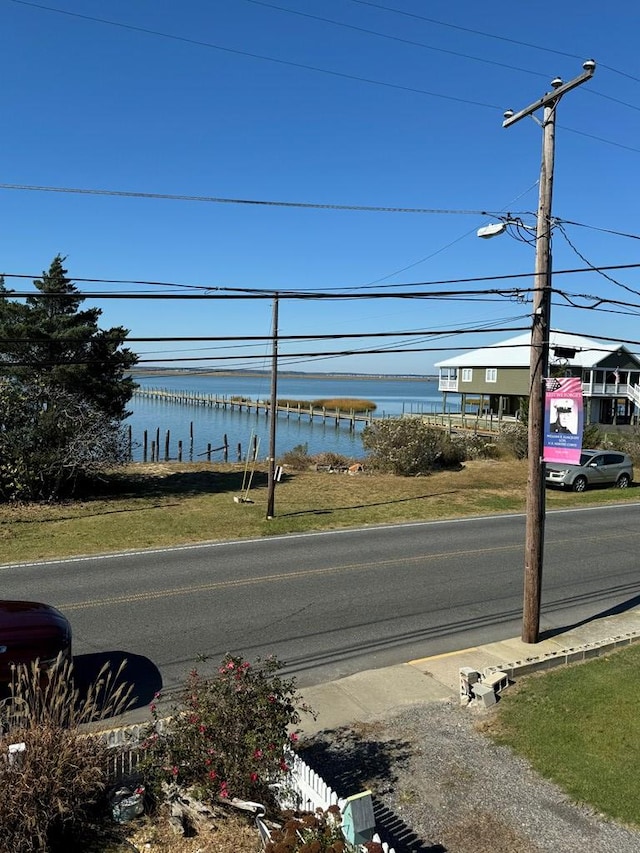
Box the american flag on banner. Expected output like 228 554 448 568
544 376 583 464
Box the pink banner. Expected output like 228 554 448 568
543 377 583 464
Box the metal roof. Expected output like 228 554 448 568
435 331 627 369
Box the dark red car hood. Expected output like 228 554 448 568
0 600 72 681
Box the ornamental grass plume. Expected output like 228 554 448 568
0 655 135 852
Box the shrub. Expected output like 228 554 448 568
0 656 134 852
581 423 603 448
142 654 312 809
361 418 462 476
313 451 354 469
451 433 499 460
279 443 313 470
497 422 529 460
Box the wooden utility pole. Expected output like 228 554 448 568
503 62 595 643
266 294 279 519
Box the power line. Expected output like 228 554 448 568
344 0 640 84
3 262 640 295
556 224 640 298
558 125 640 155
0 325 531 345
244 0 549 81
246 0 640 114
4 0 503 110
558 219 640 241
0 182 507 216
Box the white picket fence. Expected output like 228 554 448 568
284 755 396 853
99 722 396 853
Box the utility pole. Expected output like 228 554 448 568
503 61 595 644
266 294 279 519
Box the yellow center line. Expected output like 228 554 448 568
58 531 640 612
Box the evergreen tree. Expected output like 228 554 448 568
0 257 138 501
0 255 137 419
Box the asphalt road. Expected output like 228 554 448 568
2 503 640 705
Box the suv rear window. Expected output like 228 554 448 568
603 453 625 465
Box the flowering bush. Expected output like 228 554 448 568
143 654 312 807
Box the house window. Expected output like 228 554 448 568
461 368 473 382
485 368 497 383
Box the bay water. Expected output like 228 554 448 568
126 373 460 462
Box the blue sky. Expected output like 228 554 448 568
2 0 639 374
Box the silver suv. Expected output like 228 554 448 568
545 449 634 492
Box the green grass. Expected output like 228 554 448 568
486 645 640 827
1 458 639 564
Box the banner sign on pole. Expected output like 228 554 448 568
543 376 583 464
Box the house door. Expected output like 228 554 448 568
599 399 614 424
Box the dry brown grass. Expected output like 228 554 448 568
125 807 261 853
0 458 637 565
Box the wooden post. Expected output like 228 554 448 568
151 440 156 462
207 442 211 462
155 427 160 458
178 440 183 462
143 430 148 463
189 422 194 462
237 442 242 462
223 434 228 462
164 430 170 462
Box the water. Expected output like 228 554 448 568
125 373 459 462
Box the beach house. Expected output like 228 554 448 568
435 331 640 425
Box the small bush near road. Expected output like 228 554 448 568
362 418 465 476
279 443 356 472
497 422 528 459
141 654 311 810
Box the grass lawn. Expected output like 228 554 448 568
1 458 639 564
485 644 640 827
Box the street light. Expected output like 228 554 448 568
480 61 596 644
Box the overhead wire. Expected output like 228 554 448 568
0 183 513 217
3 261 640 295
344 0 640 84
555 223 640 298
245 0 640 113
3 0 503 111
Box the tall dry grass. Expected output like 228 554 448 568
0 656 135 852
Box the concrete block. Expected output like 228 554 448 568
471 683 496 708
484 671 509 693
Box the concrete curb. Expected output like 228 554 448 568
482 629 640 681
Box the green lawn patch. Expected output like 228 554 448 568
486 645 640 826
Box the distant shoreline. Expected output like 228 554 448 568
130 369 437 382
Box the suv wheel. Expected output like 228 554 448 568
572 475 587 492
616 473 631 488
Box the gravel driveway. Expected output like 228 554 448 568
300 697 640 853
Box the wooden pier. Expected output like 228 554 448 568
133 387 374 431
